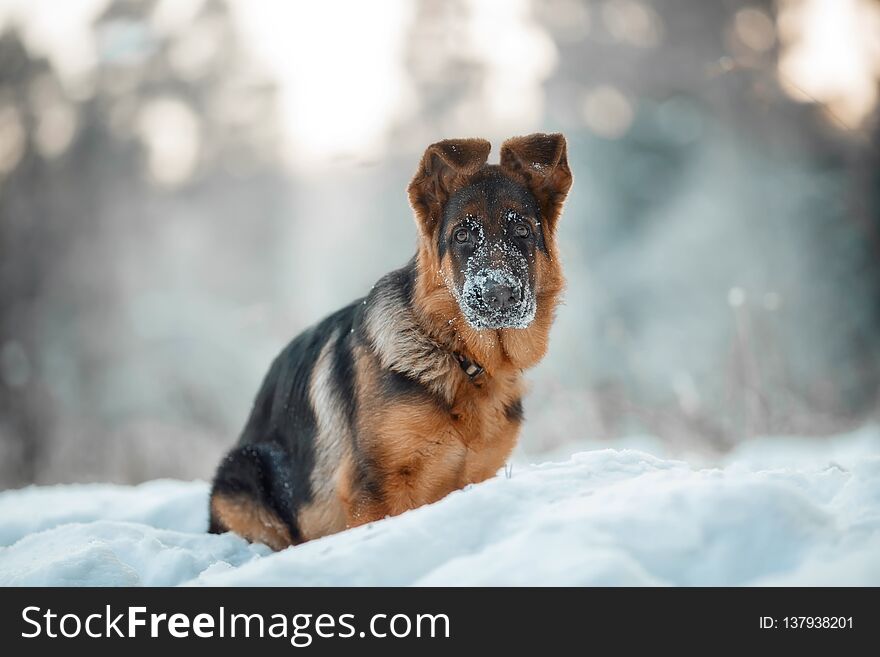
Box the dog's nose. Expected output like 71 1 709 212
482 281 521 312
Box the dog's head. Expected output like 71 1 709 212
408 134 572 330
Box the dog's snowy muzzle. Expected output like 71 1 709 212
460 268 535 330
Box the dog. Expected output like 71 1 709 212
208 133 572 549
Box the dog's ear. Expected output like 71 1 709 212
500 133 572 234
408 138 491 239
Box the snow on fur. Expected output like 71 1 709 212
446 214 536 330
0 428 878 586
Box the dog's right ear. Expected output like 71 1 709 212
408 138 490 239
499 133 572 235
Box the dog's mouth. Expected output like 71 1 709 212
457 269 536 330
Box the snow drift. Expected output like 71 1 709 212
1 427 878 586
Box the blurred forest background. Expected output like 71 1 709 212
1 0 878 487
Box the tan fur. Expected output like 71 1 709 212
297 497 348 541
210 494 295 551
341 366 524 525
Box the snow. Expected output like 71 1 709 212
0 480 270 586
1 427 878 586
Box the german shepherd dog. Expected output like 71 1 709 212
209 133 572 549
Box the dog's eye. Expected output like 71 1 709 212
454 228 470 243
513 223 531 239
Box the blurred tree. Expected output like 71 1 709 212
528 0 880 445
1 0 879 486
394 0 483 144
0 0 291 486
0 30 64 485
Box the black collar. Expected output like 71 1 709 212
454 352 484 380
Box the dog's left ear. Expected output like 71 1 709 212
408 138 491 239
500 133 572 234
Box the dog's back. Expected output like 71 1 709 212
210 300 363 548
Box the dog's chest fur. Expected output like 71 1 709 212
353 273 524 513
348 368 523 526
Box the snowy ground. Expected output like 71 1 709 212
1 426 878 586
